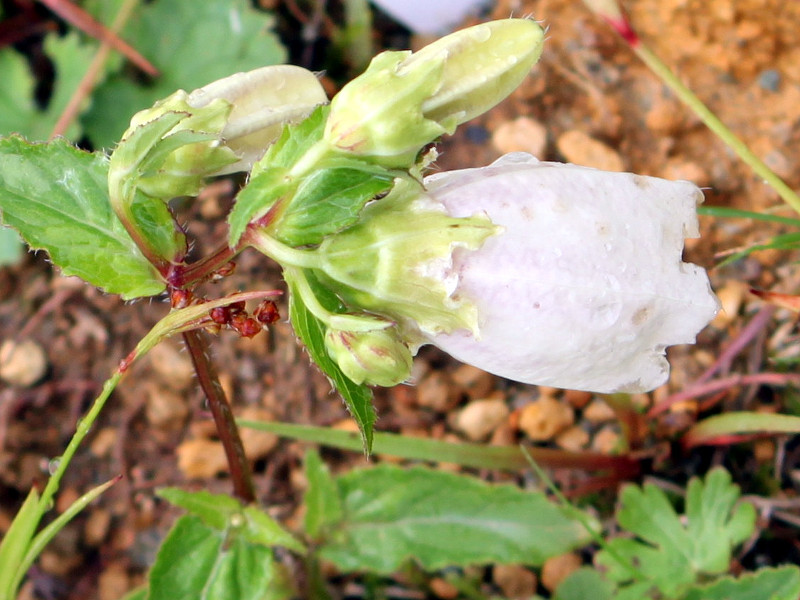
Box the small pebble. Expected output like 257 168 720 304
0 338 48 387
556 130 624 172
451 364 495 400
583 399 616 424
239 407 279 461
493 564 537 599
176 438 228 479
710 280 747 328
591 425 621 453
145 385 189 429
147 340 195 391
429 577 459 599
555 425 589 451
492 117 548 157
517 396 574 441
417 370 459 412
541 552 582 592
455 397 509 441
84 508 112 546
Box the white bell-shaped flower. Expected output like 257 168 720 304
423 153 718 393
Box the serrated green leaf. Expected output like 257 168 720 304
157 488 242 530
271 164 394 247
0 32 96 141
157 488 304 554
148 515 291 600
286 270 375 451
254 105 328 175
554 568 615 600
227 167 292 246
0 136 164 299
83 0 286 150
241 506 305 554
683 565 800 600
318 463 593 574
0 226 22 266
596 467 756 599
303 449 344 539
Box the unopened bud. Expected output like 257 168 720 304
324 19 544 166
187 65 328 173
324 327 412 387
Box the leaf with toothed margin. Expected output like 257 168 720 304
0 136 164 299
286 269 375 452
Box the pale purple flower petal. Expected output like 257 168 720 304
423 152 719 393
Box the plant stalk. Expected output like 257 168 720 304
182 329 255 503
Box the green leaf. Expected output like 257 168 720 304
698 205 800 228
0 32 96 141
0 226 22 266
147 515 292 600
157 488 242 530
0 136 164 299
287 270 376 451
303 449 344 539
227 167 293 247
157 488 304 554
683 566 800 600
554 568 615 600
83 0 287 150
240 506 305 554
317 463 593 573
254 105 328 174
0 488 39 599
271 162 394 247
595 467 757 598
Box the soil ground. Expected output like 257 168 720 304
2 0 800 598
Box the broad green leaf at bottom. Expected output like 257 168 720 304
318 463 593 573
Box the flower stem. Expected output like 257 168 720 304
182 330 255 503
245 228 322 269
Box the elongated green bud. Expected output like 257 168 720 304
187 65 328 174
325 327 413 387
324 18 544 166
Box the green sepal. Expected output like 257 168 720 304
227 166 293 247
130 192 187 263
324 50 446 167
0 136 164 299
268 161 394 247
251 104 328 175
314 177 498 336
286 268 376 452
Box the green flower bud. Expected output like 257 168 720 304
324 18 544 166
312 177 499 337
187 65 328 174
324 326 413 387
112 66 328 201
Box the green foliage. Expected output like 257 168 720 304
596 467 756 598
554 468 800 600
83 0 287 149
146 490 305 599
286 270 376 450
0 136 164 299
308 459 594 573
302 449 343 539
271 160 394 246
682 566 800 600
0 32 95 141
147 515 292 600
0 227 22 266
227 166 293 246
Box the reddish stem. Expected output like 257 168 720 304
182 329 255 503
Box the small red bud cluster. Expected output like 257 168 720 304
207 299 280 338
